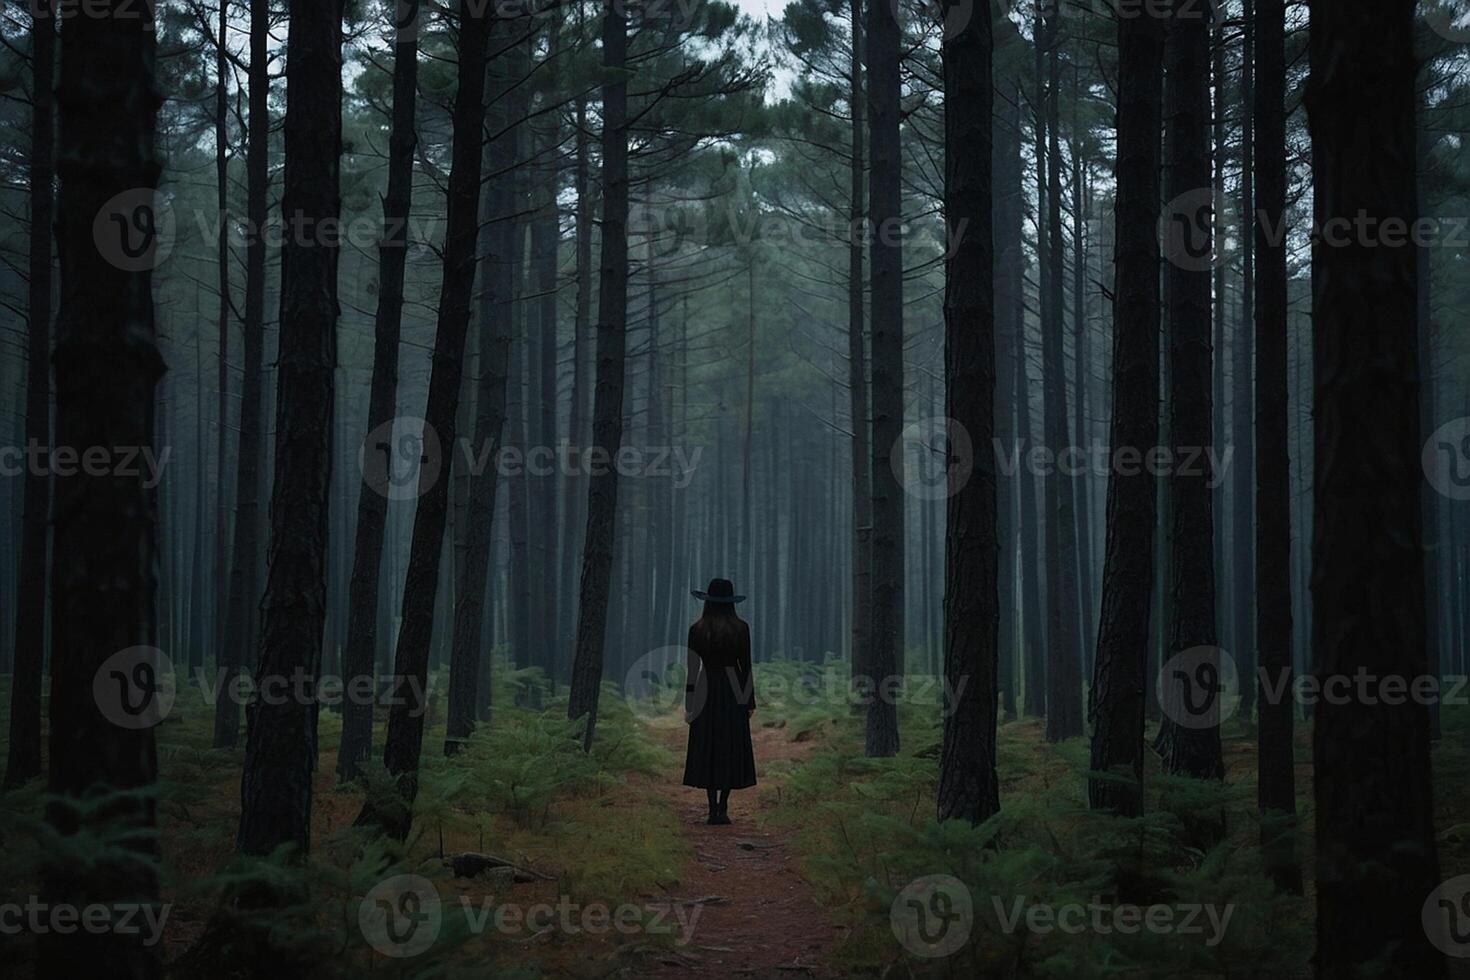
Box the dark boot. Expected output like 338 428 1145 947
713 799 732 825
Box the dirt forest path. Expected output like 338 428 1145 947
637 724 843 978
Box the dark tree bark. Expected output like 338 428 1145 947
847 0 871 694
504 91 531 672
503 38 533 677
337 0 420 780
1235 0 1257 720
1068 79 1095 673
357 0 492 838
1021 69 1048 720
532 102 561 686
1252 0 1300 895
214 0 270 752
566 0 629 749
1306 1 1443 973
1017 289 1046 717
645 238 671 647
864 0 903 757
1152 0 1223 783
445 39 519 751
1071 191 1095 681
212 0 231 687
190 354 207 675
994 79 1021 722
1041 8 1081 743
1210 22 1228 661
236 0 344 856
1088 0 1163 816
5 1 54 790
936 0 998 826
507 249 531 670
1416 36 1441 743
560 87 593 664
740 256 755 598
672 304 691 640
43 0 163 973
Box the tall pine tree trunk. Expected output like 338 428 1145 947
1088 0 1162 816
1069 72 1096 671
936 0 998 825
1210 24 1229 659
446 37 518 752
993 80 1021 722
1017 306 1046 715
213 0 270 751
1042 9 1081 742
213 0 231 684
1235 0 1257 720
561 86 593 665
742 256 756 596
1252 0 1300 895
355 0 492 839
237 0 344 857
532 102 560 686
43 1 163 972
847 0 870 691
337 0 419 777
864 0 903 757
1416 38 1441 742
190 353 206 676
1307 1 1443 972
1152 0 1223 784
508 235 531 670
567 0 630 749
5 1 54 790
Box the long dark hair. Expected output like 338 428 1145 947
696 599 743 649
701 599 738 621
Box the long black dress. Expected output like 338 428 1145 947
681 616 758 790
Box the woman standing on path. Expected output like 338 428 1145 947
683 579 758 824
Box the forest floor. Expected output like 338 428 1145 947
636 723 840 978
4 661 1470 978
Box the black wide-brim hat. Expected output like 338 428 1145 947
692 578 745 604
